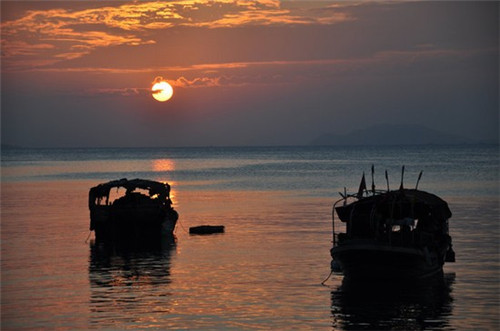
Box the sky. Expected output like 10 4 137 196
1 0 498 147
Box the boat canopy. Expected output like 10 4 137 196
335 189 452 223
89 178 171 208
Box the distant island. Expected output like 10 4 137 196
309 124 481 146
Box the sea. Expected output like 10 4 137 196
1 145 498 330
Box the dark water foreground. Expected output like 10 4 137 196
331 273 455 330
1 145 498 329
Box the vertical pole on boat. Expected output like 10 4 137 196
415 170 423 189
371 164 375 194
385 170 390 191
332 204 336 246
399 165 405 190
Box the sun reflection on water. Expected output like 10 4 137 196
152 159 175 172
151 158 177 201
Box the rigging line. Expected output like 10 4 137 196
175 217 190 234
84 231 92 244
321 269 334 286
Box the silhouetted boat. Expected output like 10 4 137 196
89 178 178 242
330 166 455 279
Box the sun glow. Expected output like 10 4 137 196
152 78 173 102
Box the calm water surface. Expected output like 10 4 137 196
1 145 498 330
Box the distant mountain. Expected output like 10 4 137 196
309 124 472 146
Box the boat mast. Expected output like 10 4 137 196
415 170 423 189
399 165 405 190
332 204 336 246
371 164 375 194
385 170 390 191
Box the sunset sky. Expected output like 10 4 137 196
1 0 498 147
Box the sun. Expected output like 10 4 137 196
152 80 173 102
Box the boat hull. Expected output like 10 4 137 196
91 206 178 243
331 242 445 279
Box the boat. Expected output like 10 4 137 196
330 166 455 279
88 178 178 242
189 225 225 235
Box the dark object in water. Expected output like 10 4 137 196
89 178 178 242
189 225 225 235
330 166 455 280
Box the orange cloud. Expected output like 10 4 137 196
170 76 223 88
20 45 488 81
1 0 353 71
90 87 145 96
84 75 226 97
39 43 491 98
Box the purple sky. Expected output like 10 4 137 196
1 1 498 147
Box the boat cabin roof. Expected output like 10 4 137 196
335 189 452 223
89 178 171 208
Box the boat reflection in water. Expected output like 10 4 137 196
331 272 455 330
88 237 176 328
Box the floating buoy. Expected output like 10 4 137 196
189 225 225 235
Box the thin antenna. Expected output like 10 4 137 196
399 165 405 190
371 164 375 194
385 170 390 191
415 170 423 189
